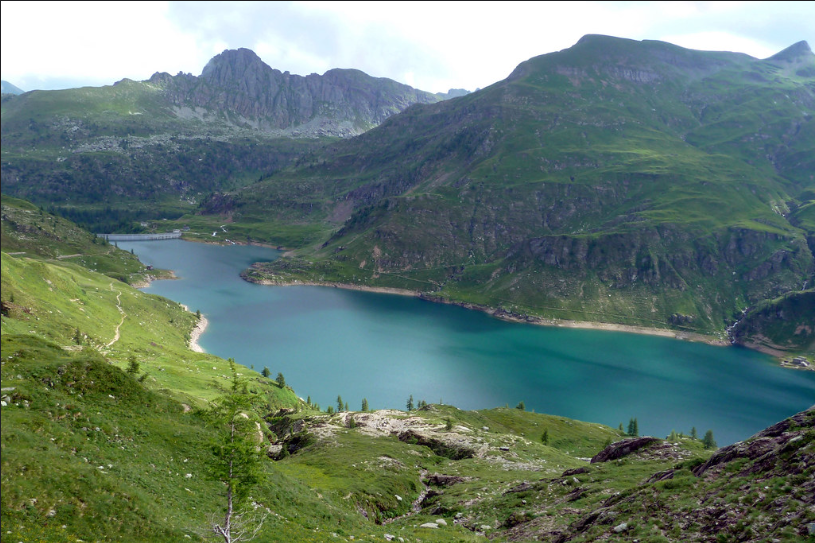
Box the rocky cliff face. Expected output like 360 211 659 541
149 48 440 137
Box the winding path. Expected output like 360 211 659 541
106 282 126 348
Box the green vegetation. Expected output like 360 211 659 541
1 195 165 285
3 237 813 541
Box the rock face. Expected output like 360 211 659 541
692 406 814 477
590 437 660 463
150 48 440 137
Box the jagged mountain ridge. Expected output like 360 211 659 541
147 47 442 137
233 35 815 343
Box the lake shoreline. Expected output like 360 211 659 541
189 314 208 353
247 278 731 347
179 303 208 353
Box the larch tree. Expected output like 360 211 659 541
206 359 268 543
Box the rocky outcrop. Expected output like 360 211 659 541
590 437 660 463
149 48 440 137
692 406 814 477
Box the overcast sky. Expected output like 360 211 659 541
2 1 813 93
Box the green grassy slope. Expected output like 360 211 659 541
1 194 162 284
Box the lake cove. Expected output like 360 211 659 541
121 239 815 446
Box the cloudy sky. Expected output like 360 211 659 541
2 1 813 93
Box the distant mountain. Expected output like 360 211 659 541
148 48 441 138
435 88 471 100
1 80 24 95
0 49 441 214
234 35 815 347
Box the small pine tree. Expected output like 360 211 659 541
349 416 357 429
669 430 678 441
691 427 698 440
306 395 311 406
126 356 140 375
337 395 344 412
361 398 369 412
344 401 348 412
541 429 549 445
618 422 624 433
702 429 717 450
418 399 427 409
516 401 525 411
406 395 414 411
276 372 286 388
628 417 639 437
327 405 334 414
196 309 201 319
261 367 271 378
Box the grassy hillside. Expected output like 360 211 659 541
3 244 813 541
1 194 167 285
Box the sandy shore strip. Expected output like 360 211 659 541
180 303 208 353
189 314 208 353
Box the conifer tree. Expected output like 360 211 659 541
541 429 549 445
691 426 698 440
275 372 285 388
516 401 525 411
126 356 140 375
702 429 717 449
406 395 414 411
261 367 271 378
337 395 344 412
627 417 639 436
361 398 369 412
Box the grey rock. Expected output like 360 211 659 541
613 522 628 533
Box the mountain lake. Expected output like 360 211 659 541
119 239 815 446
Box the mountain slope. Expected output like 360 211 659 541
0 49 440 228
235 36 815 344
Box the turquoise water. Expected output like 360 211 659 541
121 239 814 446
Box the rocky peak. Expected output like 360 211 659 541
200 48 274 85
153 48 440 137
768 40 813 62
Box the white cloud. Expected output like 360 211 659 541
660 31 777 59
2 1 812 92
